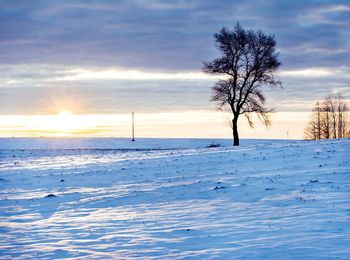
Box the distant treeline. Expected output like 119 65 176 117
305 92 349 140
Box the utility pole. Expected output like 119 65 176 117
132 112 135 141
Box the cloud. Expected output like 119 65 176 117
54 68 219 81
0 1 349 116
300 4 350 25
280 67 350 78
0 0 349 71
0 62 349 115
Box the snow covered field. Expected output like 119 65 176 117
0 138 349 259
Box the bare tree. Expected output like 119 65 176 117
325 94 338 139
305 92 349 140
315 101 322 140
203 23 281 146
322 98 332 139
336 92 348 138
305 101 322 140
304 116 318 140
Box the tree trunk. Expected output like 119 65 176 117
317 109 321 140
232 117 239 146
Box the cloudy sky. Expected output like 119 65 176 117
0 0 349 138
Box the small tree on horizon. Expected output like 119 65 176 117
305 92 349 140
203 23 281 146
305 101 322 140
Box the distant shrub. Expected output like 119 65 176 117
207 143 221 148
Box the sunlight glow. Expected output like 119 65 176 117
0 111 309 139
54 111 74 135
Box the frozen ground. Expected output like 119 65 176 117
0 138 349 259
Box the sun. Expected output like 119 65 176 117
58 110 72 118
55 110 74 134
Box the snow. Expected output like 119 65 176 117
0 138 349 259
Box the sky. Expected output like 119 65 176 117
0 0 349 139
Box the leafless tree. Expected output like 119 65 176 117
325 94 338 139
305 92 349 140
336 92 348 138
322 98 332 139
304 116 318 140
305 101 322 140
203 23 281 146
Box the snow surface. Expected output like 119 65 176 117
0 138 349 259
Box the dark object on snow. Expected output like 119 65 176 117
60 179 65 182
207 143 221 148
46 193 57 197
